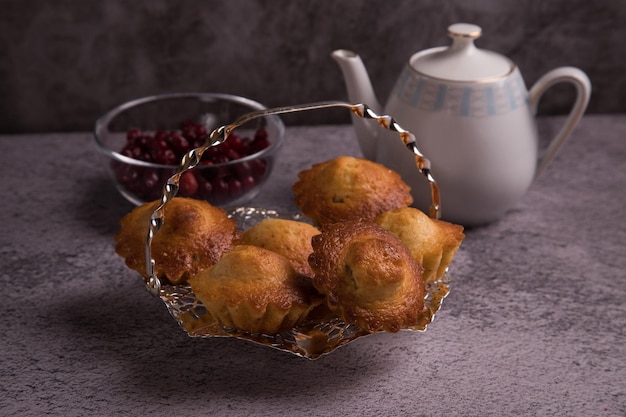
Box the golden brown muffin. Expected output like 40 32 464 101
235 218 320 277
114 197 240 285
375 207 464 283
308 221 425 333
292 156 413 226
189 245 323 334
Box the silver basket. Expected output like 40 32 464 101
144 101 447 359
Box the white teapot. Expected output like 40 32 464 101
333 23 591 226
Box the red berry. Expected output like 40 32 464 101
179 171 199 196
249 158 267 176
204 146 220 159
213 154 229 164
211 177 229 199
226 134 244 152
114 161 140 184
138 135 152 148
226 149 240 161
120 146 134 158
142 169 161 193
126 128 143 143
228 178 243 197
153 148 177 165
194 124 207 138
192 138 206 149
241 175 255 191
181 120 206 141
233 161 252 178
169 132 189 156
154 130 169 142
249 136 270 153
196 175 213 197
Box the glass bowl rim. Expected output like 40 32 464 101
93 92 285 169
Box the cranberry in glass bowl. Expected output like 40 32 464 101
93 93 285 207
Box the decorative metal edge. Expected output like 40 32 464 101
156 275 450 359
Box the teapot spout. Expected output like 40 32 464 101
332 49 382 160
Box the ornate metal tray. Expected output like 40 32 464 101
158 207 450 359
143 101 449 359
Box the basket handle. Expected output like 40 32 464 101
144 101 440 296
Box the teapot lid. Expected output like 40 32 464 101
410 23 514 81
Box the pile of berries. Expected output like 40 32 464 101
112 120 271 204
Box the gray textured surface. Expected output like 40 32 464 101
1 115 625 416
1 0 625 133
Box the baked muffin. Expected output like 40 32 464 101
375 207 464 283
308 221 425 333
189 245 323 334
115 197 240 285
292 156 413 226
235 218 320 277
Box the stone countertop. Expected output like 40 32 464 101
1 115 625 416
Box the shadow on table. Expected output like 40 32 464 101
50 284 403 404
72 176 135 236
59 175 415 405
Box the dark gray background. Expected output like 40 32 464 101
1 0 624 133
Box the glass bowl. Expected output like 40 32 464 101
93 93 285 206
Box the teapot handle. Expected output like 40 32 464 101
528 67 591 178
